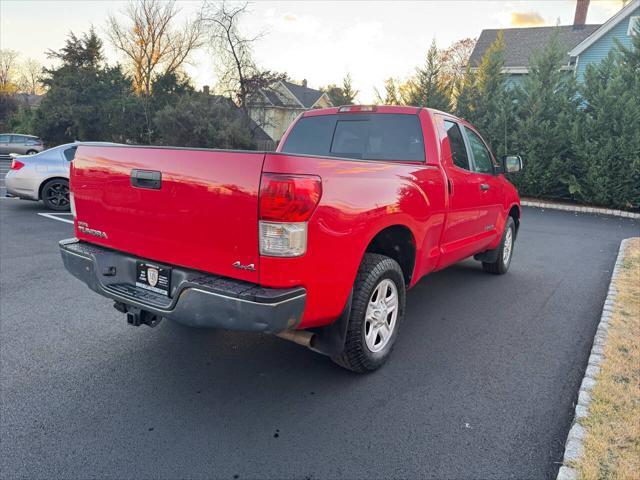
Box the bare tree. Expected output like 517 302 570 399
107 0 203 96
17 58 44 95
200 1 285 112
0 49 19 93
439 38 477 87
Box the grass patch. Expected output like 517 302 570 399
573 237 640 479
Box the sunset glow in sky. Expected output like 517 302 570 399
0 1 626 101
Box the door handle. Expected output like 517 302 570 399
480 183 490 191
131 169 162 190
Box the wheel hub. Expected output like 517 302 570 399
364 278 398 353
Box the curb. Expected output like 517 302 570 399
521 200 640 219
556 238 632 480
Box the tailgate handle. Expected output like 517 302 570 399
131 169 162 190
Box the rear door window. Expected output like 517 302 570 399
10 135 25 144
281 113 425 162
444 120 470 170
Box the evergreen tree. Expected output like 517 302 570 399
453 65 477 119
574 25 640 209
405 40 451 111
511 31 581 200
374 77 402 105
471 31 509 157
34 29 144 144
153 93 255 149
453 33 509 156
46 28 104 69
324 73 358 106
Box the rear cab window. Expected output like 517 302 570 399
281 113 425 162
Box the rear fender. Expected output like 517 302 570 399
260 152 436 328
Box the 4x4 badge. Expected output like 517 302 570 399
232 261 255 271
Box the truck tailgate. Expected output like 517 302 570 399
71 145 265 283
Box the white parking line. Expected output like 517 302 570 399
37 212 74 224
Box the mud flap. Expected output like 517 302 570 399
474 248 500 263
309 290 353 357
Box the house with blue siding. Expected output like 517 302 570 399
469 0 639 86
569 0 640 82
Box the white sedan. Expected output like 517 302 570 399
5 143 77 211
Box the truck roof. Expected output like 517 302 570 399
303 105 423 117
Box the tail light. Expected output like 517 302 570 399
10 159 25 170
259 174 322 257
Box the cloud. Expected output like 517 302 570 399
510 11 546 26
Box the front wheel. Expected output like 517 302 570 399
332 253 406 373
482 217 516 274
41 179 70 211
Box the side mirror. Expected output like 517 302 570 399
502 155 523 173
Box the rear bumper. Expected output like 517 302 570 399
4 171 39 200
59 239 306 333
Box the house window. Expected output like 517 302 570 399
628 16 639 36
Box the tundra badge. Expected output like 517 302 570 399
77 221 108 239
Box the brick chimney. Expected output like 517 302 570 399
302 79 308 88
574 0 590 26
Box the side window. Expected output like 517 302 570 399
0 135 10 143
10 135 25 144
464 127 494 174
444 120 470 170
63 146 77 162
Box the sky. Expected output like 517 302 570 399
0 0 627 102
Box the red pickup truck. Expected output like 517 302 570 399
60 105 522 372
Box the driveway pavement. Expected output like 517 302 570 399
1 199 638 479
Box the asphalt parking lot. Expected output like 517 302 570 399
1 198 638 480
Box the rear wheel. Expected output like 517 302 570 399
26 150 38 155
332 253 406 373
482 217 516 274
42 179 70 211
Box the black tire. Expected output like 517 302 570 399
482 217 516 275
41 179 70 211
26 150 38 155
332 253 406 373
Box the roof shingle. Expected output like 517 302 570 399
282 81 325 108
468 24 601 68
